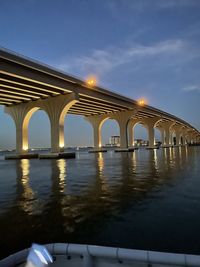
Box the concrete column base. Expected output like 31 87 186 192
5 152 76 160
115 148 129 152
89 149 107 153
146 146 159 149
115 147 135 152
39 152 76 159
5 153 39 160
128 146 139 150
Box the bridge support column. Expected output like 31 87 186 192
127 116 142 148
143 117 160 149
190 133 195 144
156 126 165 146
160 121 175 147
180 128 188 145
161 128 165 146
15 122 28 154
165 128 171 146
85 117 103 149
119 121 128 149
172 124 183 146
5 93 78 154
193 135 198 145
185 135 189 144
128 125 134 147
5 105 36 154
182 135 186 145
176 132 181 145
50 118 64 153
147 124 155 148
43 93 79 153
114 112 134 149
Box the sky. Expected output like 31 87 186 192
0 0 200 149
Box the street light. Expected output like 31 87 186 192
86 76 97 87
138 99 146 106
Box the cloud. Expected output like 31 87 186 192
106 0 200 15
126 40 183 56
182 86 200 92
58 39 185 76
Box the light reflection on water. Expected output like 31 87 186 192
0 147 200 258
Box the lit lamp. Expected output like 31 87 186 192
23 145 28 151
86 76 97 87
138 99 146 106
59 143 64 152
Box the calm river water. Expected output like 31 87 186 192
0 146 200 259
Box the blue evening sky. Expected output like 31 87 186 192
0 0 200 149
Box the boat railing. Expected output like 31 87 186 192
1 243 200 267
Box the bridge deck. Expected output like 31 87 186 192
0 47 198 132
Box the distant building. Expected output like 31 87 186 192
134 139 148 146
109 136 120 147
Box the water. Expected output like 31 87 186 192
0 147 200 259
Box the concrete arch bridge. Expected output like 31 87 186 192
0 48 199 154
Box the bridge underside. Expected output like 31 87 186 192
0 48 200 154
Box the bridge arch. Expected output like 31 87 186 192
0 106 15 150
171 129 176 145
100 117 120 147
64 114 93 148
22 107 40 151
127 119 148 147
86 111 132 149
55 99 78 149
27 109 51 151
154 127 162 146
154 120 165 146
133 122 149 147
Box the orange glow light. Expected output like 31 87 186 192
138 99 146 106
86 76 97 87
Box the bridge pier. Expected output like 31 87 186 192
85 117 105 151
180 128 188 145
171 124 184 146
50 118 64 153
143 117 161 149
115 112 131 150
86 111 135 152
160 128 165 146
165 128 171 146
159 121 174 147
5 93 79 155
127 118 141 148
147 124 155 148
128 124 134 147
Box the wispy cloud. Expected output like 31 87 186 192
58 39 185 76
106 0 200 15
182 86 200 92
